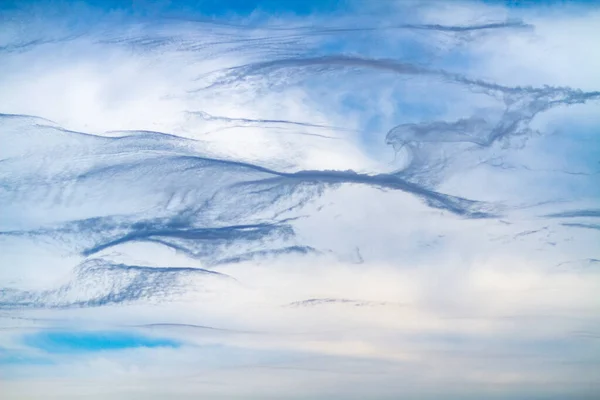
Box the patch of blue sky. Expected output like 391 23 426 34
532 123 600 198
179 0 347 18
22 330 181 354
333 83 451 157
490 0 600 8
0 347 53 366
0 0 350 19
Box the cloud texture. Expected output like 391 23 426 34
1 1 599 399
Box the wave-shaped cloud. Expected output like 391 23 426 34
1 1 599 399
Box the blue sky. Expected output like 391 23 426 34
23 331 180 353
0 0 599 399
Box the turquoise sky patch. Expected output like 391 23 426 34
23 331 181 353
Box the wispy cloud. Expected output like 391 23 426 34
1 0 599 399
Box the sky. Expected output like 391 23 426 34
0 0 599 399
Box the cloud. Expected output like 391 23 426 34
0 0 599 399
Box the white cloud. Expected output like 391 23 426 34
1 1 599 399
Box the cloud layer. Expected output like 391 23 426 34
1 1 599 399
